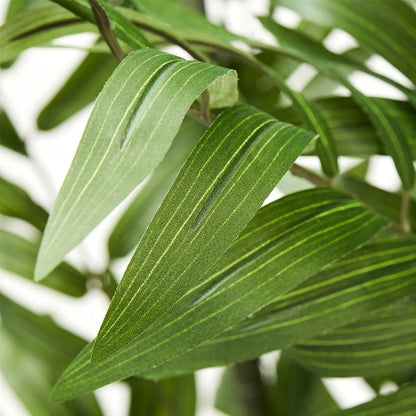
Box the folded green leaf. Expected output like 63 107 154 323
275 0 416 87
0 295 103 415
35 47 236 280
93 104 313 362
51 188 386 399
0 177 47 230
0 230 87 297
289 298 416 378
108 117 205 258
0 109 27 154
37 51 118 130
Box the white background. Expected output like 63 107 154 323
0 0 411 415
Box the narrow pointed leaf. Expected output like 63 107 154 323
0 230 87 297
37 51 118 130
0 177 48 231
290 299 416 378
51 188 386 399
93 104 314 362
0 109 27 154
35 47 237 280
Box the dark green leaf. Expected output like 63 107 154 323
92 104 314 362
0 109 27 154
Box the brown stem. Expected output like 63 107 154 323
290 163 332 187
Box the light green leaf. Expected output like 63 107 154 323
0 109 27 154
108 117 205 258
260 18 416 189
0 295 103 416
0 177 47 231
93 103 313 362
0 230 87 297
35 47 236 280
37 51 118 130
275 0 416 86
290 298 416 378
51 188 386 399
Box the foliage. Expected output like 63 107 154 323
0 0 415 414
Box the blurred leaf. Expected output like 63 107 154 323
50 188 386 400
37 51 118 130
215 360 272 416
35 47 236 280
272 352 339 416
0 177 47 230
92 104 314 362
275 0 416 87
0 295 103 416
336 175 416 232
290 298 416 378
260 17 416 189
0 109 27 154
128 375 196 416
108 117 205 258
0 230 87 297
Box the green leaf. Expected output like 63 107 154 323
149 233 413 378
0 4 96 65
35 47 237 280
272 352 339 416
37 51 118 130
322 383 416 416
276 96 416 159
108 117 205 258
0 109 27 154
0 176 48 231
92 104 314 362
128 375 196 416
215 360 273 416
336 175 416 232
0 295 103 416
0 229 87 297
289 298 416 378
260 17 416 189
51 188 386 400
275 0 416 87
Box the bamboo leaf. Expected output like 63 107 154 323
289 299 416 378
35 47 237 280
92 104 314 363
260 17 416 189
50 188 386 400
0 230 87 297
275 0 416 86
0 177 48 231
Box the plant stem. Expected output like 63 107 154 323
290 163 332 187
401 190 411 233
